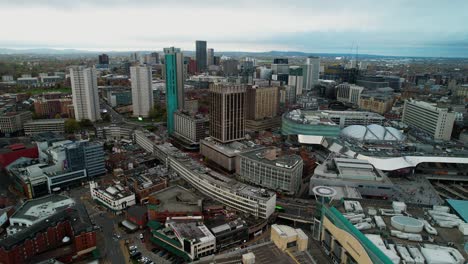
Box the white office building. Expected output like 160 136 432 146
70 66 101 121
336 83 364 105
303 56 320 91
402 100 456 141
131 66 154 118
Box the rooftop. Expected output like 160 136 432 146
167 219 214 243
149 185 202 213
241 147 302 169
10 194 75 223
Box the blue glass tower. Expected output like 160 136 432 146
164 47 185 135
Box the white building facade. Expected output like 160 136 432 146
131 66 154 118
70 66 101 121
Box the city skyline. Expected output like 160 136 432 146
0 0 467 57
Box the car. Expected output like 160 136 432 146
139 233 144 239
130 251 142 259
128 245 138 251
113 233 121 239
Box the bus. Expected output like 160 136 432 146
275 205 285 213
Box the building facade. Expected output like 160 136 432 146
196 40 207 72
131 66 154 117
209 84 246 143
336 83 365 105
303 56 320 91
402 100 455 141
24 119 65 135
0 111 32 134
164 47 185 134
70 66 101 121
173 111 208 144
89 181 136 212
237 148 303 195
207 48 214 66
246 86 279 120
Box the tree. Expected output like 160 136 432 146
102 114 111 122
64 119 80 133
55 114 62 119
78 119 93 128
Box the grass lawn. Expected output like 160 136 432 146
16 87 72 95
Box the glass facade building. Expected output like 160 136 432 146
164 47 185 135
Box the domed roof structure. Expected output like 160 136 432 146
341 125 405 142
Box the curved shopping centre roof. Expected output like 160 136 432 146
341 124 405 142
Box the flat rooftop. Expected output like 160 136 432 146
241 147 302 169
149 185 201 213
10 194 75 222
197 241 316 264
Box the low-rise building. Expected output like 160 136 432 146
237 147 303 195
24 119 65 135
89 181 136 212
270 224 308 252
147 185 203 223
125 173 167 203
6 194 75 235
0 111 32 134
208 218 249 251
0 205 96 264
149 216 216 261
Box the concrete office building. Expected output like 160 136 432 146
303 56 320 91
222 59 239 76
207 48 214 66
209 84 246 143
336 83 365 105
196 40 207 72
245 85 281 131
131 66 154 118
24 119 65 135
164 47 185 134
0 111 32 134
237 147 303 195
173 111 208 145
65 141 106 178
289 67 304 95
70 66 101 121
402 100 455 141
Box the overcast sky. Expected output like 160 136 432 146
0 0 467 57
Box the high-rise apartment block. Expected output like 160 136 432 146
196 40 207 72
131 66 154 118
303 56 320 91
164 47 185 134
402 100 455 141
289 67 304 95
69 66 101 121
209 84 246 143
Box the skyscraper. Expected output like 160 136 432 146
196 40 207 72
131 66 154 117
207 48 214 66
303 56 320 91
209 83 246 143
98 54 109 65
69 66 100 121
288 67 304 95
164 47 185 134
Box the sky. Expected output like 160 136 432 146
0 0 467 57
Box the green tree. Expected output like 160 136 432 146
78 119 93 128
64 119 80 133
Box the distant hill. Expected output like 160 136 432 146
0 48 463 59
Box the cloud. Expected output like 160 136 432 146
0 0 467 57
